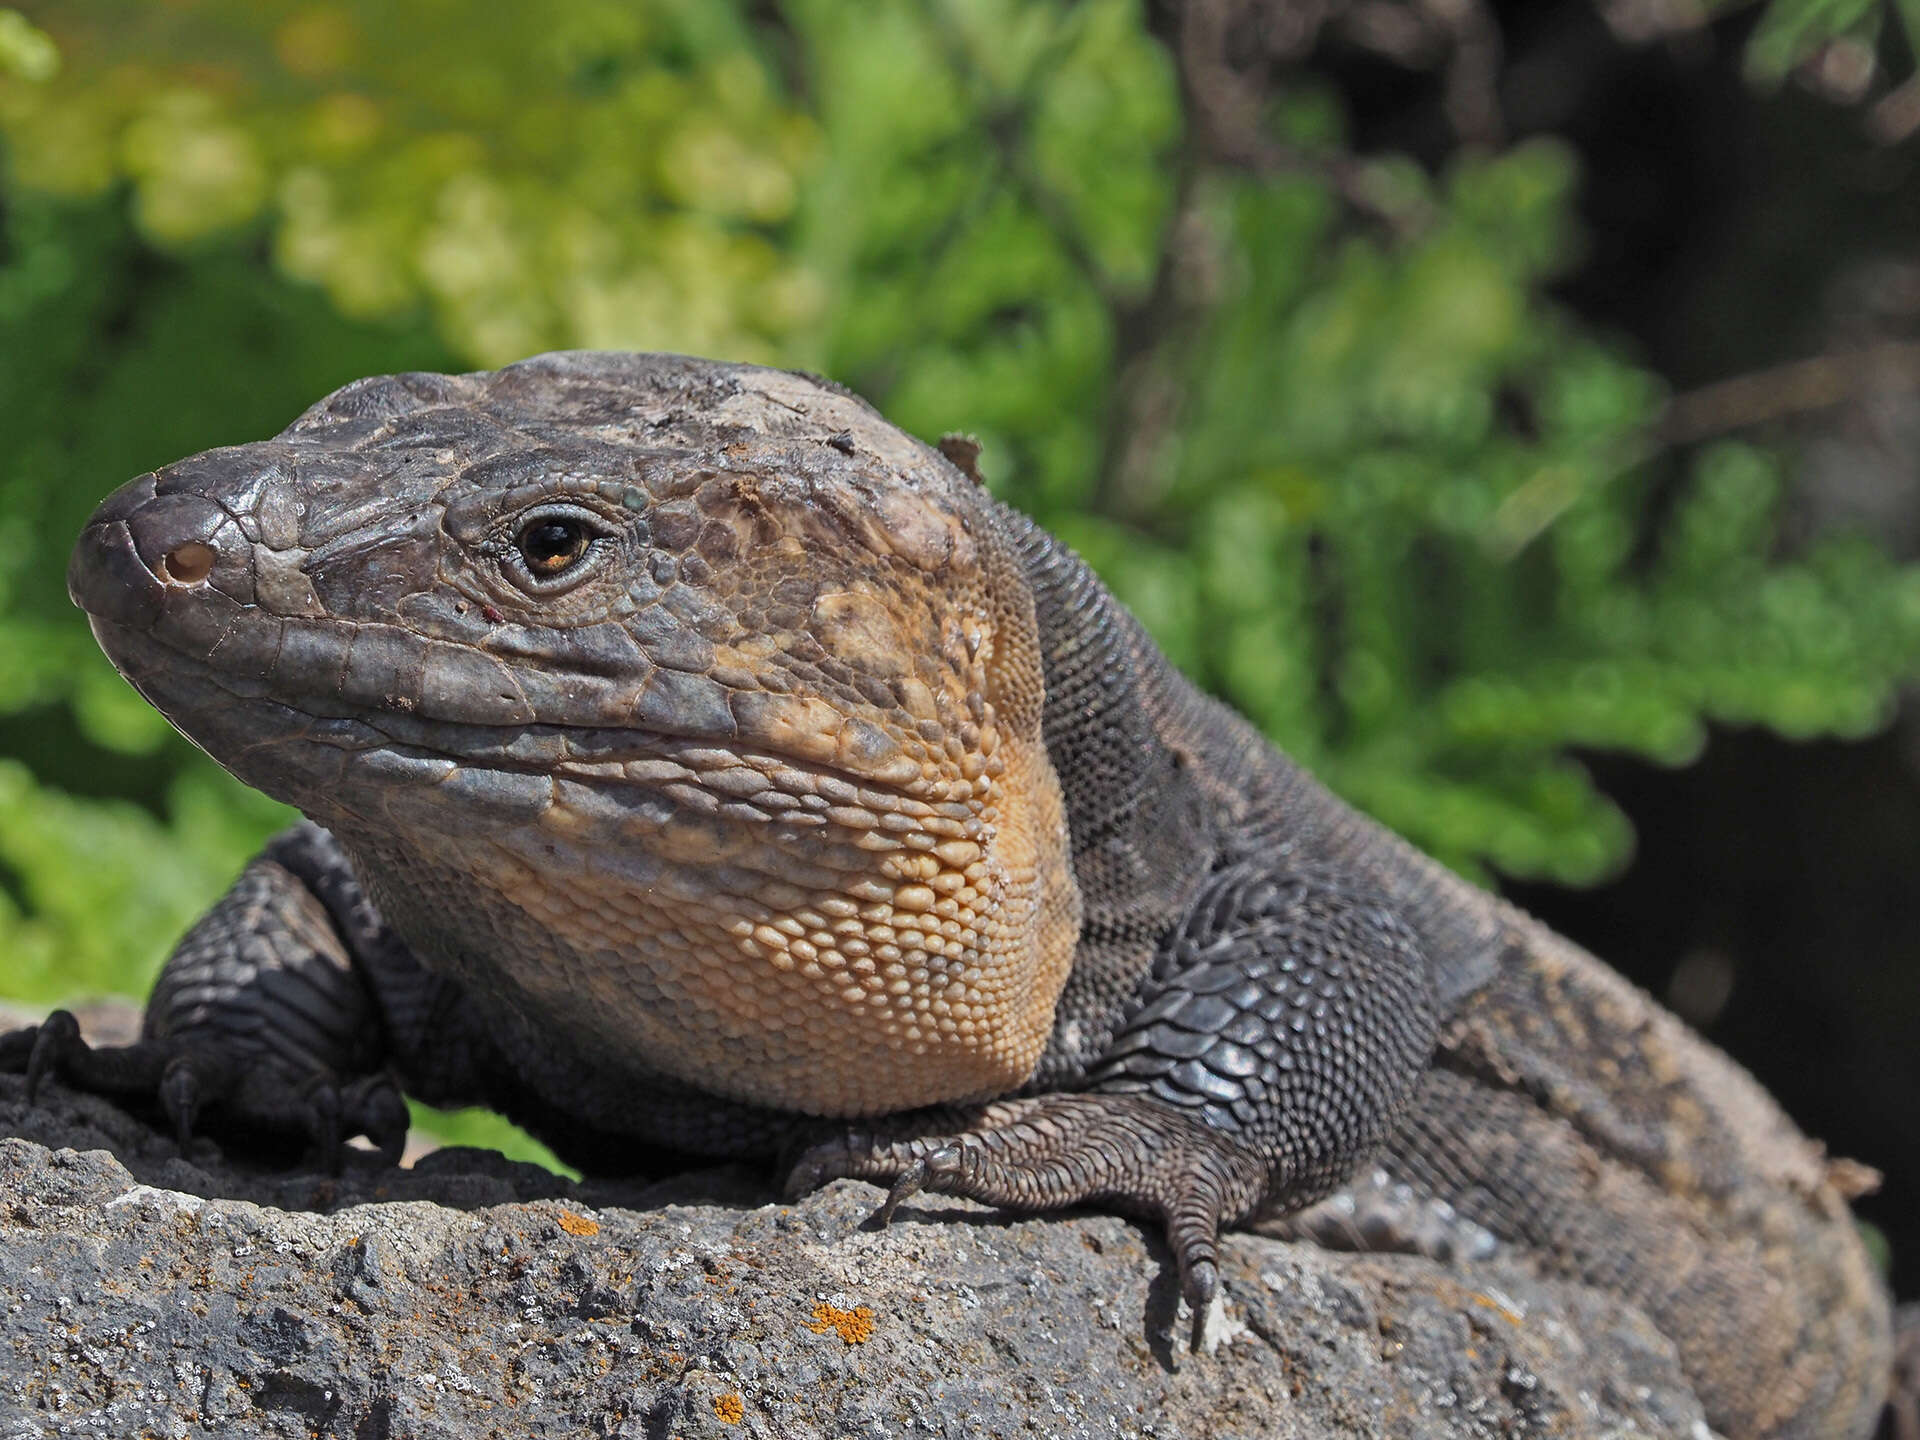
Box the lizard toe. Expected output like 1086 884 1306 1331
779 1115 967 1202
157 1054 207 1151
344 1074 410 1167
24 1009 83 1102
787 1091 1261 1354
780 1135 853 1201
871 1144 974 1227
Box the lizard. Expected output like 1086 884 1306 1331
0 351 1893 1439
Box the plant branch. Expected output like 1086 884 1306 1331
1658 341 1920 446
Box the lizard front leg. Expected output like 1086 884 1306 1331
1 824 421 1168
786 861 1441 1347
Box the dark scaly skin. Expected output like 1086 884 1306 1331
2 352 1892 1438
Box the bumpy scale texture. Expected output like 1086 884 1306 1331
3 352 1895 1440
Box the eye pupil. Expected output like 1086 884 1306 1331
519 518 589 575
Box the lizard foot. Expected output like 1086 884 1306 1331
2 1007 409 1171
786 860 1448 1354
1 839 417 1171
784 1091 1255 1352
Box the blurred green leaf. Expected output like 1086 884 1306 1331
1742 0 1884 86
407 1103 580 1179
0 9 56 81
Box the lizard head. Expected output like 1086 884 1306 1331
68 352 1079 1117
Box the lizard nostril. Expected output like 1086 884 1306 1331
158 541 217 585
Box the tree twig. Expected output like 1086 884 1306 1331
1174 0 1431 234
1420 0 1506 147
1658 341 1920 447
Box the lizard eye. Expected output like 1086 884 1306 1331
505 507 610 593
519 517 590 575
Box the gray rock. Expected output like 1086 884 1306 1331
0 1072 1711 1439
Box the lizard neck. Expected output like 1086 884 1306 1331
1001 503 1504 1076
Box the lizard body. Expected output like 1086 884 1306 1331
6 353 1891 1438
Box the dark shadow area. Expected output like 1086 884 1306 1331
0 1069 769 1218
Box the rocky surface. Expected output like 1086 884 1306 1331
0 1065 1715 1439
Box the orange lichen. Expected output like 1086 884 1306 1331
713 1392 745 1424
806 1302 876 1344
1471 1293 1523 1326
556 1209 600 1237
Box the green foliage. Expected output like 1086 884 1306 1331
0 0 1916 1001
0 0 820 362
1104 139 1920 883
1736 0 1913 87
406 1102 579 1179
0 10 57 81
0 189 456 999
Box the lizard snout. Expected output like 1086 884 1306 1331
129 493 232 588
69 481 257 628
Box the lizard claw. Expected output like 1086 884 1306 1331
872 1143 973 1225
303 1078 344 1174
870 1149 954 1225
1184 1257 1224 1355
345 1074 410 1167
872 1156 928 1226
8 1002 406 1175
25 1009 83 1103
1166 1183 1229 1355
158 1055 204 1151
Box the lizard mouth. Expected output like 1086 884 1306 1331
86 611 958 829
70 447 972 819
